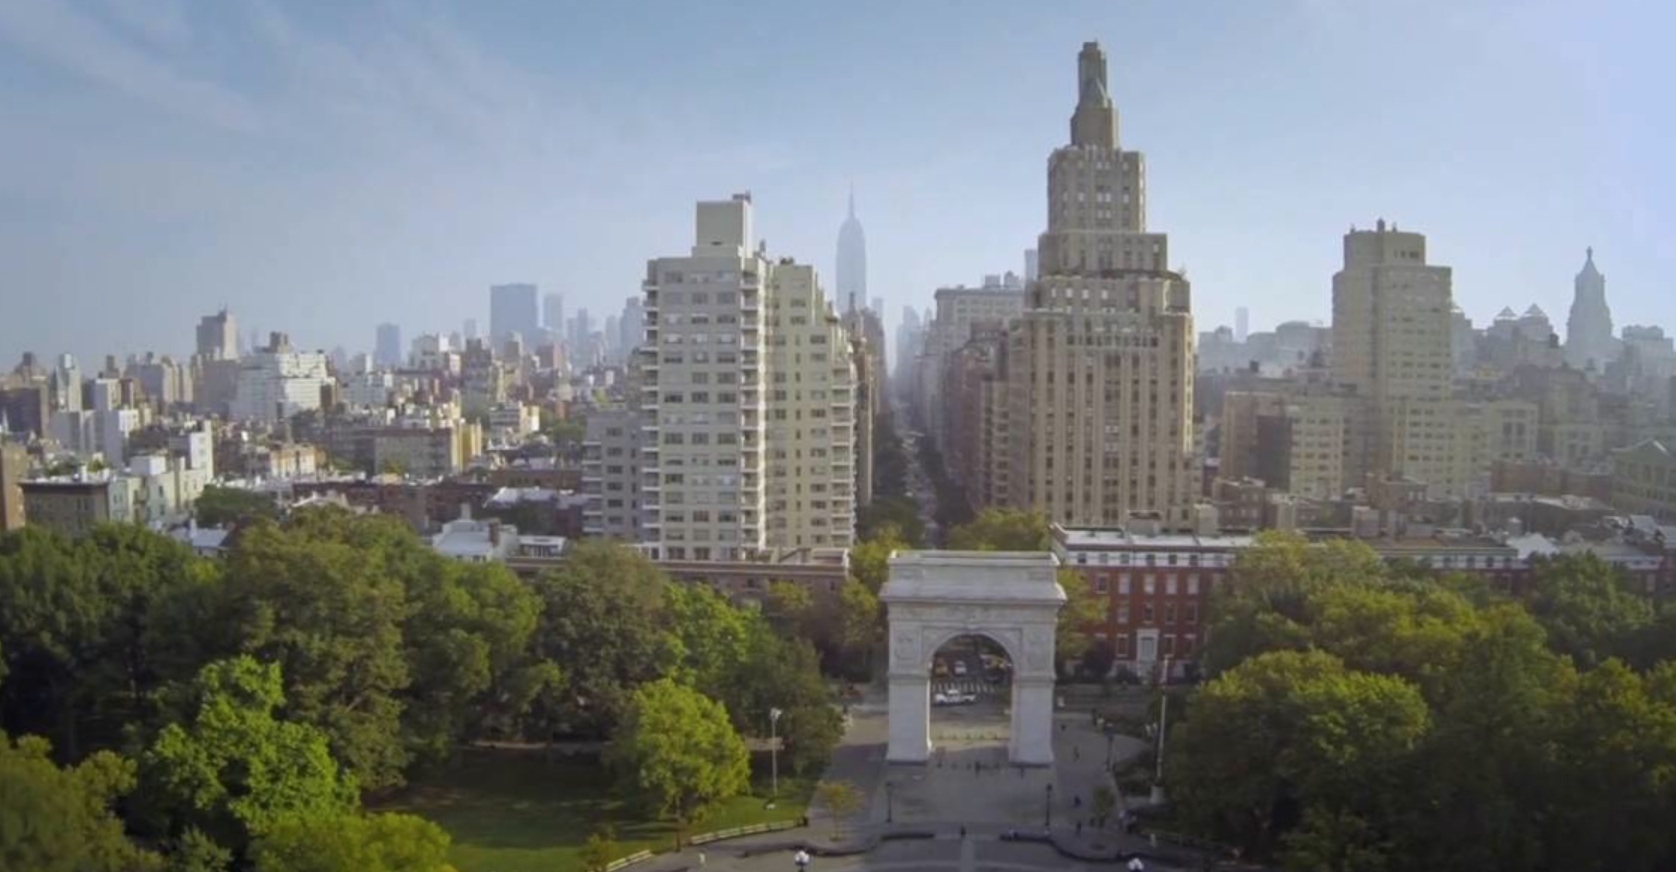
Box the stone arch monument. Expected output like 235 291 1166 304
880 551 1064 766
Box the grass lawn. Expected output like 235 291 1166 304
376 748 813 872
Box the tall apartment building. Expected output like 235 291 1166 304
999 42 1197 527
631 194 857 560
1331 220 1458 493
490 283 541 346
764 261 857 549
921 281 1025 449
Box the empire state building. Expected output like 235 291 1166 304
835 189 868 311
1002 42 1197 527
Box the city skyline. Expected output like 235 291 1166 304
2 0 1672 366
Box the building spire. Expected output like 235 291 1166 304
1069 41 1118 148
848 183 856 219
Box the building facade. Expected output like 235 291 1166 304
1000 42 1197 527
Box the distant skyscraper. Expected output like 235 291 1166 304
195 309 238 361
53 354 81 413
374 323 403 368
490 283 541 346
543 292 564 336
463 319 478 340
836 188 867 309
1235 306 1250 342
1565 247 1616 372
1024 249 1039 284
619 298 645 360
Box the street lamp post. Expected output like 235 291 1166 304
885 780 895 823
770 707 784 803
1150 663 1170 805
1045 783 1055 829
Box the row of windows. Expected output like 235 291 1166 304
1113 600 1200 626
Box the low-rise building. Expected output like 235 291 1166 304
21 475 135 537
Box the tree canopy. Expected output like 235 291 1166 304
607 678 750 840
0 516 845 870
1166 532 1676 872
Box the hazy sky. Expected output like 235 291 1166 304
2 0 1672 366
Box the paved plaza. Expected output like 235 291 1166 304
641 687 1185 872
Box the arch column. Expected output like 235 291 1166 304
886 669 932 764
1009 675 1056 765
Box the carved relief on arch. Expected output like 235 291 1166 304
891 626 922 671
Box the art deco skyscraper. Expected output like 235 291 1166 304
1001 42 1197 527
1565 247 1616 372
835 188 867 310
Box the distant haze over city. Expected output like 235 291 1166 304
1 0 1670 363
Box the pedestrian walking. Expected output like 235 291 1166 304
698 850 707 866
1074 794 1082 808
795 848 811 870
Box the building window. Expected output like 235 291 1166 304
1186 574 1200 595
1165 576 1178 595
1186 602 1199 625
1163 634 1176 657
1095 574 1109 593
1143 574 1156 594
1164 602 1176 625
1118 573 1131 594
1142 603 1154 624
1116 634 1130 657
1116 603 1130 625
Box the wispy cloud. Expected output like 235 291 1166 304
0 0 261 133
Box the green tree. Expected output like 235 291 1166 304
579 824 618 872
608 678 750 845
665 582 752 696
813 780 864 840
136 657 357 861
836 579 881 677
399 556 553 758
1542 659 1676 872
192 485 280 527
0 732 163 872
0 526 105 758
849 526 907 594
1055 568 1105 672
1525 554 1655 668
220 519 411 789
530 541 679 736
1198 531 1385 675
250 812 456 872
1168 649 1430 861
856 497 925 547
946 508 1050 552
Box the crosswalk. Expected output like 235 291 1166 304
933 679 1006 698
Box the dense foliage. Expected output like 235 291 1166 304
1168 530 1676 872
0 514 843 870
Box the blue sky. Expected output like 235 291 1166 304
1 0 1672 366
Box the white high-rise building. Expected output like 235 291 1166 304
634 194 858 560
229 333 330 424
